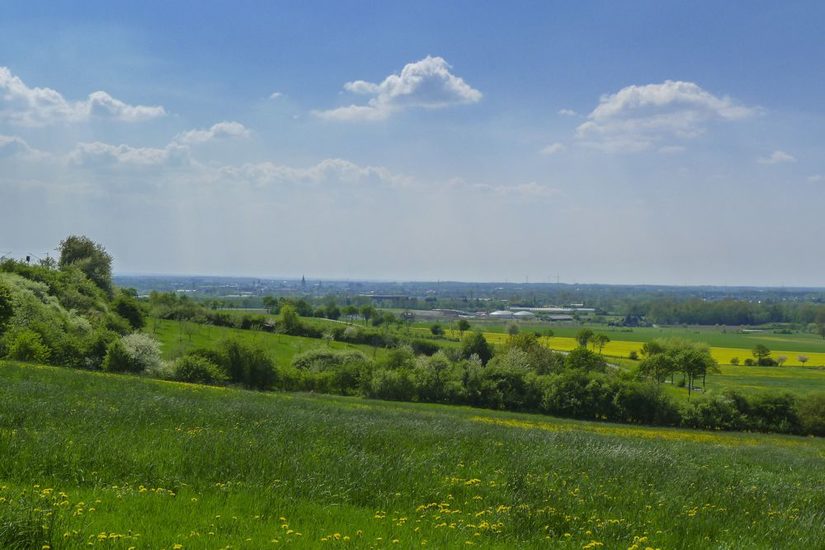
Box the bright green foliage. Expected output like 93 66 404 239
0 282 12 332
564 347 606 372
173 355 227 385
5 329 51 363
58 235 113 296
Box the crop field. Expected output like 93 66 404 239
419 325 825 367
1 361 824 549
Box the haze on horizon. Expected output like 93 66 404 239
2 2 824 287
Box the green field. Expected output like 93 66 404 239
1 361 824 549
149 318 388 363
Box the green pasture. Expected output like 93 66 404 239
1 362 824 549
148 319 388 365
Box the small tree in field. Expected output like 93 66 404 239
752 344 771 365
798 354 809 366
576 328 594 348
457 319 471 337
776 355 787 366
592 333 610 354
430 323 445 336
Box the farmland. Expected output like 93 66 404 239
1 361 824 549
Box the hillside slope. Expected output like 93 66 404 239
1 361 823 549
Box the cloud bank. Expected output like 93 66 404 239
0 66 166 126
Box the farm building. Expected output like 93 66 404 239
489 310 514 319
513 310 537 320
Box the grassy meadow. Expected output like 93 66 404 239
1 361 824 549
148 318 388 363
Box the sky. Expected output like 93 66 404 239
1 1 824 286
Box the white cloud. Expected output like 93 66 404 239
0 66 166 126
68 141 189 167
218 158 412 189
315 56 482 121
176 121 250 144
575 80 756 152
269 92 283 100
0 134 32 158
445 177 559 199
757 150 796 165
540 142 566 156
558 109 577 116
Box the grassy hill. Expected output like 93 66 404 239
1 361 823 549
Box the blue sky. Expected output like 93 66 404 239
2 1 824 285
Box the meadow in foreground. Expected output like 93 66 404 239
1 361 824 549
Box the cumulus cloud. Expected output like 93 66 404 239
176 121 250 144
575 80 756 152
540 142 566 156
315 56 481 121
558 109 577 116
0 66 166 126
757 150 796 165
68 141 189 167
269 92 283 100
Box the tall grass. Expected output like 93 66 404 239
1 361 823 548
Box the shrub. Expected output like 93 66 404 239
103 333 162 373
564 347 607 372
681 394 744 431
112 290 145 330
743 358 755 366
461 332 493 365
5 329 51 363
221 339 278 390
174 355 228 385
367 368 416 401
730 357 740 365
613 382 680 425
628 350 639 360
798 394 825 436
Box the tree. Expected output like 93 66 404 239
592 333 610 354
343 305 358 324
507 322 520 337
461 332 493 365
280 304 301 335
752 344 771 365
262 296 278 314
360 305 376 327
638 353 676 385
58 235 113 295
430 323 445 336
776 355 787 367
457 319 471 337
798 354 809 366
672 344 719 398
576 328 594 348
